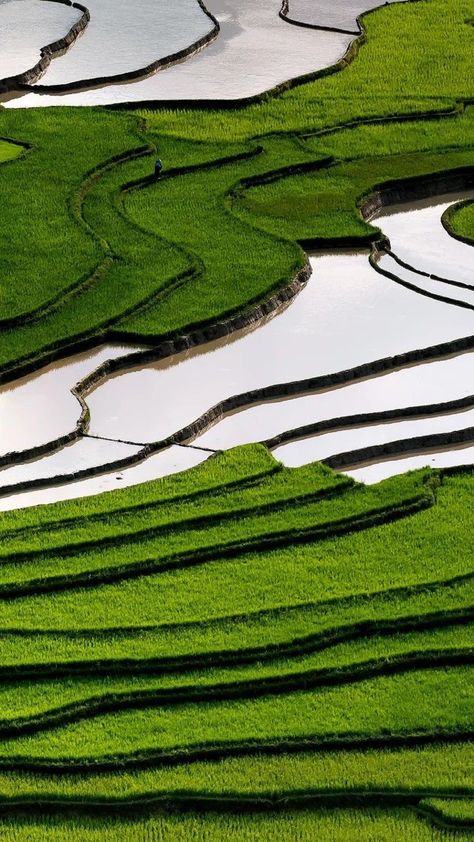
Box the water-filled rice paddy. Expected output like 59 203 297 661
0 0 80 81
30 0 213 89
3 0 354 106
0 0 472 836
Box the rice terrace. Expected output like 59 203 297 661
0 0 472 838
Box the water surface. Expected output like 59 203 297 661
195 352 474 450
376 192 474 287
273 406 474 468
0 0 80 81
347 443 474 484
0 445 206 510
0 344 139 458
286 0 408 32
8 0 352 105
87 251 474 445
33 0 213 87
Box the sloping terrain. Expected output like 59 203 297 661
0 0 472 837
0 449 470 837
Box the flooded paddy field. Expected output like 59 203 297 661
0 344 136 460
284 0 409 33
0 190 470 505
86 247 473 440
0 444 206 510
375 192 474 290
29 0 214 89
1 0 394 106
0 0 81 81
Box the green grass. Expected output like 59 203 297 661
0 620 469 726
0 139 22 164
0 457 467 824
0 471 428 591
0 470 461 631
0 0 472 371
0 0 473 833
444 197 474 242
0 743 467 800
421 797 474 825
0 809 471 841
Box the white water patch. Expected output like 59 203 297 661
346 443 474 484
272 406 474 467
375 192 474 287
195 352 474 450
286 0 408 32
86 252 474 446
377 252 474 309
8 0 352 106
0 344 141 459
0 436 140 488
0 445 207 511
31 0 213 87
0 0 80 80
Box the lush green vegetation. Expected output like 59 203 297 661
0 0 473 835
0 0 472 375
0 139 21 164
0 808 472 841
0 450 469 832
444 197 474 242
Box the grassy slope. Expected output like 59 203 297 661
0 809 472 841
0 459 468 777
0 446 468 830
0 0 472 834
0 0 472 371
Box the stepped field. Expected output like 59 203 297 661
0 0 472 837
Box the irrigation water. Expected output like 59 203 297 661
29 0 214 88
0 191 471 509
3 0 354 105
0 0 80 81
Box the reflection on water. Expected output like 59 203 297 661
375 192 474 287
0 344 140 458
32 0 213 87
346 442 474 484
273 406 474 468
87 249 473 446
0 0 80 81
377 252 474 308
0 436 140 488
6 0 352 106
0 446 207 511
287 0 409 32
195 352 474 450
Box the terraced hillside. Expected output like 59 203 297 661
0 0 472 382
0 0 472 837
0 448 471 838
